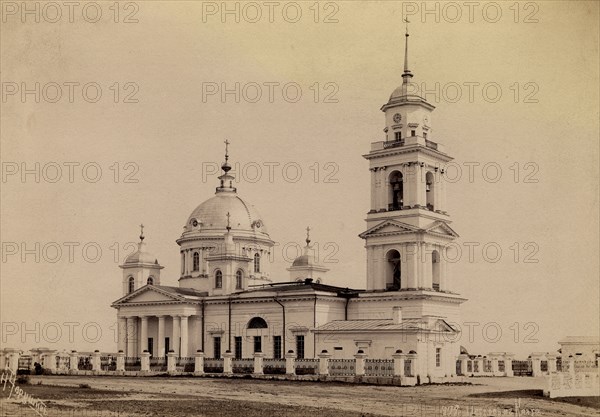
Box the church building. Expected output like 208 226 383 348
111 29 467 379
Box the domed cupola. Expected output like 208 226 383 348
287 227 329 284
176 141 275 292
119 225 164 295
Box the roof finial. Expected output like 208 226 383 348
139 223 145 242
305 226 311 246
226 212 231 231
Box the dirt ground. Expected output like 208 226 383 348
1 375 598 417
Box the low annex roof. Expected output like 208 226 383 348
314 318 457 332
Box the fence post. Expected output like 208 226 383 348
392 350 405 377
457 354 468 376
475 356 484 376
91 350 101 373
567 355 576 377
546 353 557 373
504 353 514 377
6 349 21 374
140 351 150 373
253 352 265 375
194 350 205 376
406 353 418 378
285 350 296 375
69 351 79 374
318 350 331 376
167 350 177 374
116 351 125 373
223 351 234 375
354 350 367 377
531 353 543 377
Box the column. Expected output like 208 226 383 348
253 352 265 375
318 350 331 376
370 168 377 211
416 243 424 288
172 316 181 357
422 243 433 288
408 243 418 288
377 168 385 210
400 244 409 289
117 317 127 353
180 315 189 357
157 315 165 357
414 164 423 207
184 249 189 276
440 252 448 291
140 316 148 354
126 317 136 358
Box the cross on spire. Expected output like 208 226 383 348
139 223 145 241
224 139 230 162
306 226 311 246
226 212 231 230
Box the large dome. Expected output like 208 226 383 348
185 192 268 234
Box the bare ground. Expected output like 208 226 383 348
1 375 598 417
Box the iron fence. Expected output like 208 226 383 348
263 358 286 374
295 358 318 375
365 359 393 377
328 359 355 376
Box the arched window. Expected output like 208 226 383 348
128 277 135 293
147 277 154 285
192 252 200 272
389 171 403 211
235 270 243 289
426 171 435 211
247 317 268 329
386 250 401 291
254 253 261 273
215 270 222 289
432 250 440 291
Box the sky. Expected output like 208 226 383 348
1 1 598 357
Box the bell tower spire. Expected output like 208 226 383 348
401 18 413 96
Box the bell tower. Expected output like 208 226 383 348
359 25 459 294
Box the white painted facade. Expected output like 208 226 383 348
111 34 467 379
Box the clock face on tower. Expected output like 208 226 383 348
393 113 402 123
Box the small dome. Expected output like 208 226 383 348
124 249 158 265
292 254 311 267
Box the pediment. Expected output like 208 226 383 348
112 285 184 306
424 221 459 238
359 220 420 239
